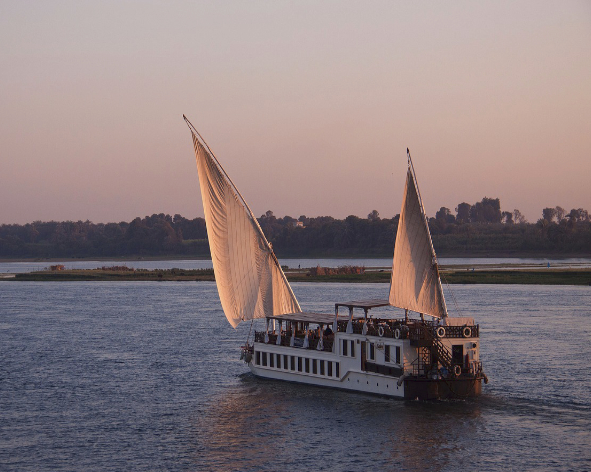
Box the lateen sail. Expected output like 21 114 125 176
389 159 447 318
187 121 301 327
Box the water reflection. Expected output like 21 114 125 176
385 400 482 471
190 374 482 471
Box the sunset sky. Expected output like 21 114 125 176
1 1 590 225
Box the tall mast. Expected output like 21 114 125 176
406 148 448 318
184 115 301 317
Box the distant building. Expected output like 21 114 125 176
294 221 305 228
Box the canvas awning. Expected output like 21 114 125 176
335 299 390 310
268 312 346 325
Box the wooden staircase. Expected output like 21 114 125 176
424 328 453 370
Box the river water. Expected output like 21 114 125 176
1 282 590 471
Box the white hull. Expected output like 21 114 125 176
249 361 407 397
248 330 483 399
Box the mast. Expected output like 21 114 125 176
406 148 448 318
184 115 301 327
389 148 448 319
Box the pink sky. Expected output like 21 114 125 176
1 1 590 225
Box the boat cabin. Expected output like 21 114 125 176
248 298 484 400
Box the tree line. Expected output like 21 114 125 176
1 198 589 259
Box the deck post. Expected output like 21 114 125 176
346 307 354 334
333 305 339 333
276 320 282 345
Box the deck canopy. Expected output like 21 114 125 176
268 312 347 325
335 299 390 311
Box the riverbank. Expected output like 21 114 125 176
5 267 591 285
8 268 216 282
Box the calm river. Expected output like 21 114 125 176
1 282 590 471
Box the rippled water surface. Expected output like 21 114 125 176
1 282 590 471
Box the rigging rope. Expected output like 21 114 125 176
440 271 462 317
246 319 254 346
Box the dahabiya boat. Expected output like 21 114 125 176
184 115 487 400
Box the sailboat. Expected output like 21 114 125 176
185 116 486 400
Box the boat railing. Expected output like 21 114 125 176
254 330 334 352
336 319 409 339
409 324 430 343
334 319 479 340
410 348 432 377
441 325 480 338
409 323 479 341
410 344 483 379
410 349 453 379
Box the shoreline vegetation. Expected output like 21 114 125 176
5 266 591 286
1 202 590 260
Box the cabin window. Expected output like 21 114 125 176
384 345 390 362
342 339 357 357
320 360 325 376
395 346 401 365
336 362 340 377
283 355 288 370
291 356 295 371
298 357 303 372
305 358 310 373
312 359 317 374
269 353 274 368
369 342 375 361
262 352 267 367
256 351 261 365
328 362 333 377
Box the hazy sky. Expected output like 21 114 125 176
1 1 590 225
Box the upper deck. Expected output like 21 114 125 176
255 297 479 352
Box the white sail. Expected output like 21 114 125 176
389 163 447 318
188 125 301 328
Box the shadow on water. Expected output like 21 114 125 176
189 373 483 472
189 373 591 472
